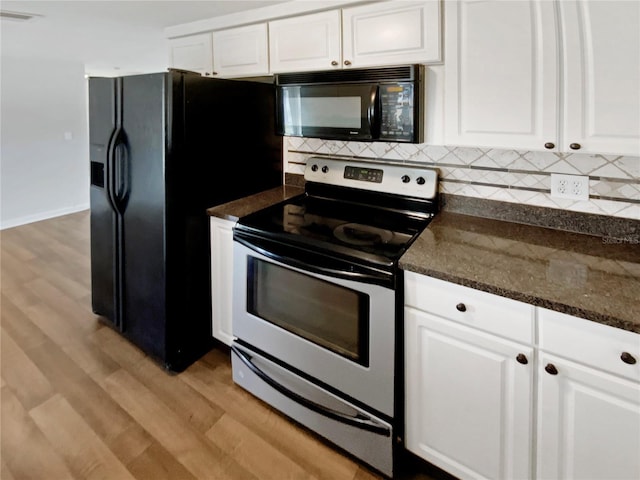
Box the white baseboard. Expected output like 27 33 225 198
1 204 90 230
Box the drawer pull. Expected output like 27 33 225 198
516 354 528 365
621 352 637 365
455 303 466 312
545 363 558 375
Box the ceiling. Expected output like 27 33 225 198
0 0 288 76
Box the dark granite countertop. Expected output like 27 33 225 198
206 185 304 222
400 212 640 334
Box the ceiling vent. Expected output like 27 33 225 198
0 10 41 22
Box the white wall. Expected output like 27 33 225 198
0 56 89 229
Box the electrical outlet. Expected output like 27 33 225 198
550 174 589 200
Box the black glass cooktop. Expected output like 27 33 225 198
234 192 434 267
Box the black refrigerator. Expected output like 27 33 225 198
88 70 282 372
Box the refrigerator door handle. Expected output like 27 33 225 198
106 127 122 214
108 128 130 214
114 140 129 208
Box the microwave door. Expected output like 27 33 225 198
278 85 376 141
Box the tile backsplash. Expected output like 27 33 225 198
284 138 640 220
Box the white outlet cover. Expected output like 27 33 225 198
551 173 589 201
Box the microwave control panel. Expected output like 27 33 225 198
379 83 414 142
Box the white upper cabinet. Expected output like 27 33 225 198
444 0 640 155
212 23 269 78
168 33 214 77
560 0 640 156
444 0 559 151
269 1 442 73
268 10 342 73
342 1 442 68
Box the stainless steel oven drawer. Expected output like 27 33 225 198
231 342 393 477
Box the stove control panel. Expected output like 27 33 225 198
344 166 384 183
305 157 438 200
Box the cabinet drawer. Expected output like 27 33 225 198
539 308 640 382
404 272 534 344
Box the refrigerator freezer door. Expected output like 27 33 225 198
89 77 120 328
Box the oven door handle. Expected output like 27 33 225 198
232 345 391 437
234 235 393 288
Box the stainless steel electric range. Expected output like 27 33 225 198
231 157 438 477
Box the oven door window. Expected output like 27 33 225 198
247 257 370 366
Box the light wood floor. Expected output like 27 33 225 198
1 210 448 480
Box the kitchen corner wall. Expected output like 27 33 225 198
284 138 640 221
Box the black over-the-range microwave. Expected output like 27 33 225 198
275 64 424 143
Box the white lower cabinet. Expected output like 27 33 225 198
536 352 640 480
405 307 533 480
405 272 640 480
209 216 235 346
536 308 640 480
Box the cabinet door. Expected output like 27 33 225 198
405 307 533 480
560 0 640 155
269 10 342 73
210 217 235 346
537 353 640 480
444 0 558 151
213 23 269 78
168 33 214 76
342 1 441 68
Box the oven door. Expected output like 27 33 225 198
232 236 396 417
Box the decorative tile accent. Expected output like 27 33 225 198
591 179 640 201
285 138 640 220
510 173 551 191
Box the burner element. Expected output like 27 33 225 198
334 223 394 246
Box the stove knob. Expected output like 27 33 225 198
311 164 319 172
401 175 411 183
416 176 426 185
322 166 329 173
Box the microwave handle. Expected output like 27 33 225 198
368 85 381 138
